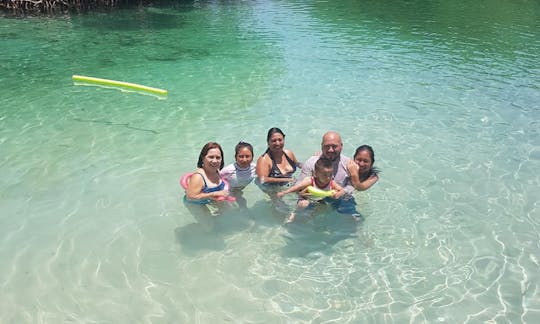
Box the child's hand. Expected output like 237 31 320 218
298 187 311 199
298 188 311 199
332 190 345 199
277 191 285 198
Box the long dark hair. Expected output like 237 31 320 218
197 142 224 170
266 127 285 142
264 127 286 156
353 145 380 181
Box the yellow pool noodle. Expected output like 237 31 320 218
72 75 167 96
306 186 336 198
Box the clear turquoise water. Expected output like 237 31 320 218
1 0 539 322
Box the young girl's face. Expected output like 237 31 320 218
204 148 222 169
354 150 373 174
236 147 253 169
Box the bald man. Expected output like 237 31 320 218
298 131 361 218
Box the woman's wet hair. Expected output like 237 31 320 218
266 127 285 142
197 142 224 169
353 145 380 180
235 141 254 158
354 145 375 164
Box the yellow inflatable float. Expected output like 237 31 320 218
306 186 336 198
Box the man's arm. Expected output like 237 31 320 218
298 156 316 182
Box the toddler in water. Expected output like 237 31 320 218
220 141 256 208
277 157 345 223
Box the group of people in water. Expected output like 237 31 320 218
182 128 379 224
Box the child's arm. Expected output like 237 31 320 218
331 181 346 199
276 178 311 198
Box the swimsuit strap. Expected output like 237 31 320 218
193 172 208 189
266 149 281 177
266 149 296 177
312 176 332 190
195 172 225 193
283 151 296 172
265 148 273 159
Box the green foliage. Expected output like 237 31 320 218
0 0 171 15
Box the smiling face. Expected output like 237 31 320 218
314 166 333 185
203 148 223 170
321 132 343 161
268 132 285 151
235 147 253 169
354 150 373 174
197 142 224 169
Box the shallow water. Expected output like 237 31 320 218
1 0 539 322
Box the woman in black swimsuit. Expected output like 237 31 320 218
256 127 302 200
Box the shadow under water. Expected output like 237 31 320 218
174 206 254 256
174 223 226 256
280 209 362 258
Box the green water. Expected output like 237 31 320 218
1 0 540 322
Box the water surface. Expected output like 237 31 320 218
1 0 539 322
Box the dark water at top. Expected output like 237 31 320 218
1 0 539 322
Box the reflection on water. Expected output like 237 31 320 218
1 0 539 322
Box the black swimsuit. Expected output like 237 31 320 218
266 149 297 178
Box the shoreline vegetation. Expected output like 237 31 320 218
0 0 157 15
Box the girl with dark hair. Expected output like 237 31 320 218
220 141 256 208
347 145 380 191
